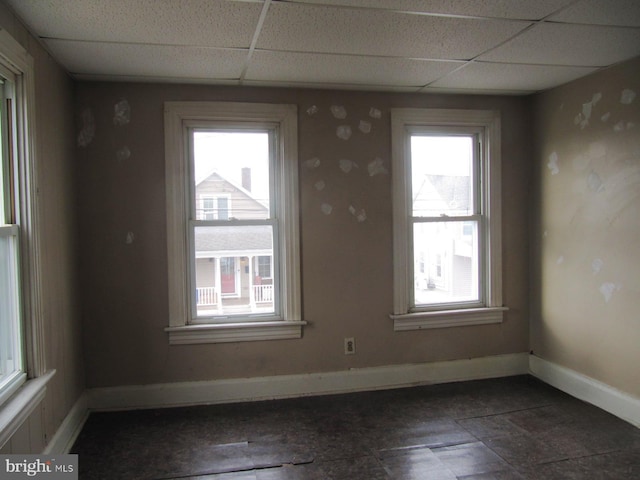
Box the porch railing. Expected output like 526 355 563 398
253 284 273 303
196 286 218 306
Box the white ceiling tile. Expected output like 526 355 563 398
246 50 463 87
257 3 530 59
478 23 640 67
550 0 640 27
44 40 247 80
7 0 262 48
430 61 599 92
293 0 574 20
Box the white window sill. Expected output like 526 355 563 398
391 307 508 331
0 370 56 449
165 321 307 345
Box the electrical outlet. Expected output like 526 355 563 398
344 337 356 355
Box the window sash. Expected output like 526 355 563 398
188 127 281 323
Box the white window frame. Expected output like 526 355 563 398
198 194 230 221
390 108 507 331
0 30 53 449
164 102 304 345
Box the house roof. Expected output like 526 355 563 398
413 175 471 216
195 225 272 254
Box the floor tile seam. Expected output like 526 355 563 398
476 439 574 475
452 403 556 422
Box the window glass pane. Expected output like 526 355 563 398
194 225 274 317
0 232 22 387
413 221 479 305
411 135 474 217
194 132 270 220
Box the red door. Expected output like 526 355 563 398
220 257 236 294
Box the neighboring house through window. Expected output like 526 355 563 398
164 102 304 344
390 108 506 331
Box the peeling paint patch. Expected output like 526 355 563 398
321 203 333 215
306 105 318 116
368 157 388 176
620 89 636 105
358 120 372 134
369 107 382 119
599 282 620 303
591 258 603 275
547 152 559 175
113 99 131 125
576 93 601 129
304 157 321 169
314 180 325 191
330 105 347 119
336 125 352 140
77 108 95 147
339 158 358 173
125 231 135 244
116 146 131 162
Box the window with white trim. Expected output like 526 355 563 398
390 108 506 331
164 102 304 345
0 30 50 438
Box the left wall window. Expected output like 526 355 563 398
0 29 50 445
0 69 24 407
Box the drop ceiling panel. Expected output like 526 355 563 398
44 39 247 80
478 23 640 67
429 62 599 92
6 0 262 48
258 2 530 59
549 0 640 27
246 50 463 87
293 0 574 20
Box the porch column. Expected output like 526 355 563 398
214 256 222 313
248 255 256 310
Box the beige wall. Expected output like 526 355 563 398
531 57 640 397
0 5 84 453
75 84 531 388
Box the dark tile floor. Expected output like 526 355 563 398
71 375 640 479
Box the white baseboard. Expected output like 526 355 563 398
87 353 529 411
43 392 89 454
529 355 640 428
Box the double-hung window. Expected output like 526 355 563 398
390 108 506 331
165 102 303 345
0 30 50 445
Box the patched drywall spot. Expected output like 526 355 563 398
575 93 601 129
613 121 625 132
349 205 367 222
358 120 372 134
547 151 559 175
599 282 621 303
587 171 604 192
369 107 381 119
591 258 603 275
620 89 636 105
116 146 131 162
77 108 95 147
339 158 358 173
321 203 333 215
556 255 564 265
125 231 135 244
601 112 611 122
304 157 321 169
336 125 352 140
306 105 318 116
368 157 388 176
113 99 131 126
314 180 325 191
331 105 347 119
